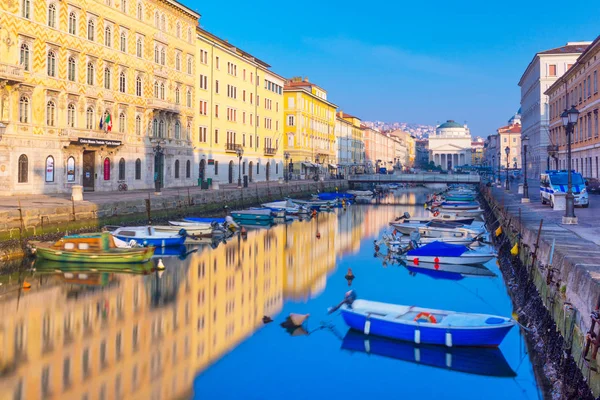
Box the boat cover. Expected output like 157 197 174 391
406 241 469 257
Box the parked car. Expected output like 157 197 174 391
585 177 600 194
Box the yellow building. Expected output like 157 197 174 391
336 112 366 175
283 77 337 179
195 28 285 184
0 0 199 195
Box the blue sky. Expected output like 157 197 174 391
188 0 600 137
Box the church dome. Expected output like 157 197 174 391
438 120 464 129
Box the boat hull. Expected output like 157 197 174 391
112 235 185 248
405 254 495 265
36 246 155 263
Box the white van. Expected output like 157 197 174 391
540 170 589 208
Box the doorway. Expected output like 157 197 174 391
248 161 253 183
266 162 270 181
82 150 95 192
154 152 164 190
199 159 206 181
228 161 234 184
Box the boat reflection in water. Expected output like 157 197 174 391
403 261 497 280
341 330 516 378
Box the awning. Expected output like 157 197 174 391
328 164 338 169
302 162 316 168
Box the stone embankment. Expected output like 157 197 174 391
480 183 600 399
0 180 348 263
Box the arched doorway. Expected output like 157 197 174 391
228 160 234 184
248 161 253 182
199 159 206 181
266 162 270 181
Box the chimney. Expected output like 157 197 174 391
303 76 309 82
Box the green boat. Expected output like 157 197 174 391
445 195 475 202
33 232 155 264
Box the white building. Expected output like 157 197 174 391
518 42 590 178
428 120 472 170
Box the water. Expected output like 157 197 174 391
0 188 541 400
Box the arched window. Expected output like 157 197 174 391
187 57 192 74
154 45 159 63
186 160 191 178
158 120 165 138
136 76 142 96
186 90 191 107
46 101 56 126
67 104 76 127
160 14 165 32
22 0 31 19
119 72 126 93
45 156 55 182
86 107 94 129
153 81 159 98
187 28 192 43
137 3 143 20
160 48 165 66
176 22 181 38
159 83 165 100
175 87 180 104
118 113 125 132
135 158 141 180
47 51 56 76
104 67 111 89
68 57 76 81
20 44 29 71
154 11 159 28
19 96 29 124
152 119 158 137
87 63 95 85
121 0 127 12
135 115 141 135
136 38 142 57
48 4 56 28
175 53 181 71
103 158 111 180
67 157 76 182
68 12 77 35
87 19 95 41
18 154 28 183
118 158 125 180
104 26 112 47
120 32 127 52
174 160 180 178
174 121 181 139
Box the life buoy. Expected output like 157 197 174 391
433 211 440 217
414 312 437 324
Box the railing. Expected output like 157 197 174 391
60 128 124 142
264 147 277 155
147 98 180 113
349 173 480 184
154 67 169 79
225 143 241 153
0 62 24 82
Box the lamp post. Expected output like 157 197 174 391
236 146 243 188
315 155 320 181
522 135 529 202
505 146 510 190
561 105 580 224
284 151 290 183
497 152 501 185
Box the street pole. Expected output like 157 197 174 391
522 142 529 202
236 147 243 188
505 146 510 191
565 123 575 219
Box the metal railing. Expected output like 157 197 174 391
348 173 481 184
264 147 277 155
225 143 241 152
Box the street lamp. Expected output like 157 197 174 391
236 146 244 188
284 151 290 183
315 155 320 181
505 146 510 190
561 105 580 224
522 135 529 202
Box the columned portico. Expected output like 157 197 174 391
428 120 472 170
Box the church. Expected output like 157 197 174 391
428 120 472 170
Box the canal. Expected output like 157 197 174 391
0 188 541 400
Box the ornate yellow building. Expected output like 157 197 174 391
283 77 337 179
194 28 285 185
0 0 199 195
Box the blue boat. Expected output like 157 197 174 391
314 192 355 201
184 217 226 224
338 293 514 347
111 226 186 247
341 330 516 377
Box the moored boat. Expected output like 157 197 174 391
402 241 496 265
231 209 275 223
111 226 187 247
403 260 496 279
312 192 355 201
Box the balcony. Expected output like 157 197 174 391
0 62 24 83
59 128 124 145
547 145 559 156
154 67 169 79
225 143 241 153
147 98 180 113
264 147 277 156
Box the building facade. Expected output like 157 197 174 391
283 77 336 178
195 28 285 185
0 0 200 195
546 36 600 178
471 138 484 166
518 42 589 179
387 129 415 169
497 123 522 169
336 112 365 175
363 126 397 172
428 120 471 170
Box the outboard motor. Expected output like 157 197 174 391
178 228 188 237
328 290 357 314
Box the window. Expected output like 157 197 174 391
68 12 77 34
120 32 127 52
46 101 56 126
18 154 28 183
199 100 207 115
188 28 192 43
199 49 208 64
103 158 111 180
161 14 165 31
86 107 94 129
135 158 141 179
45 156 55 182
548 64 556 77
154 11 159 27
19 97 29 123
105 26 112 47
215 56 220 69
175 88 180 104
136 76 142 96
119 72 126 93
595 71 598 94
104 68 111 89
595 111 599 138
20 44 30 71
187 57 192 74
121 0 127 11
175 160 180 178
137 2 143 19
175 53 181 71
63 357 71 389
152 119 158 136
158 120 165 138
154 81 159 98
186 160 191 178
175 121 181 139
119 113 125 132
67 104 75 127
68 57 76 81
214 160 219 174
47 51 56 77
154 45 159 63
160 48 165 65
160 82 165 100
135 115 141 135
215 128 219 143
215 80 219 94
176 22 181 38
136 38 143 57
199 74 208 90
198 126 207 142
287 115 294 126
88 19 95 41
48 4 56 28
215 104 219 118
22 0 30 18
187 90 192 107
67 156 75 182
118 158 125 180
87 63 95 85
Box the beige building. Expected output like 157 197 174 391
497 123 522 169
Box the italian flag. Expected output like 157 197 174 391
104 113 112 132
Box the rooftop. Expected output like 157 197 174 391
538 42 591 55
437 120 465 129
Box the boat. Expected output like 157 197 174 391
403 260 496 279
111 226 187 247
341 330 516 377
385 236 477 251
436 202 481 210
347 190 373 197
183 217 226 224
261 200 310 215
390 221 485 236
429 208 485 219
312 192 355 201
231 209 275 223
338 293 515 347
32 232 155 263
402 241 496 265
289 198 337 210
155 222 213 236
387 183 400 190
34 259 156 276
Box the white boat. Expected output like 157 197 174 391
155 223 213 236
391 221 486 236
261 200 309 215
290 198 338 209
347 190 373 196
382 235 476 252
430 208 485 219
401 241 496 265
111 226 186 247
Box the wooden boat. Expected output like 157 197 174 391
402 241 496 265
341 330 516 377
155 222 213 236
111 226 186 247
339 295 514 347
231 209 274 223
33 232 155 263
34 259 156 276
